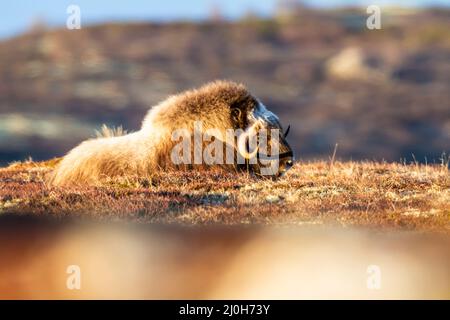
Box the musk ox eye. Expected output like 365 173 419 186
284 125 291 138
231 108 242 122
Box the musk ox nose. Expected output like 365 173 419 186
277 157 294 176
285 159 293 169
280 158 293 170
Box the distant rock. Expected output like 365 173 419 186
325 47 385 81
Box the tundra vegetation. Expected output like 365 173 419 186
0 159 448 233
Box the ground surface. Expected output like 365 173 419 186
0 160 448 233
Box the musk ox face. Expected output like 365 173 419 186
231 97 294 177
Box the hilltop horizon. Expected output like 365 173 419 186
2 0 450 39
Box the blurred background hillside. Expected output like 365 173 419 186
0 0 449 165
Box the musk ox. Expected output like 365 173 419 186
49 81 293 186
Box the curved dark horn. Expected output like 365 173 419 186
284 125 291 138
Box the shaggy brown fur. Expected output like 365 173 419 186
48 80 292 186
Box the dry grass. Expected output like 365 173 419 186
0 159 449 232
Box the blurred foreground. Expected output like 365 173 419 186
0 217 448 299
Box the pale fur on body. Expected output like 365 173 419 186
48 80 293 186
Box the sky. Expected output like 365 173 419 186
1 0 449 39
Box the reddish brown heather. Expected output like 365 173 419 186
0 159 449 232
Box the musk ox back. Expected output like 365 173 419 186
49 81 294 186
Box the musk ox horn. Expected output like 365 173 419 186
284 125 290 138
237 124 259 160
